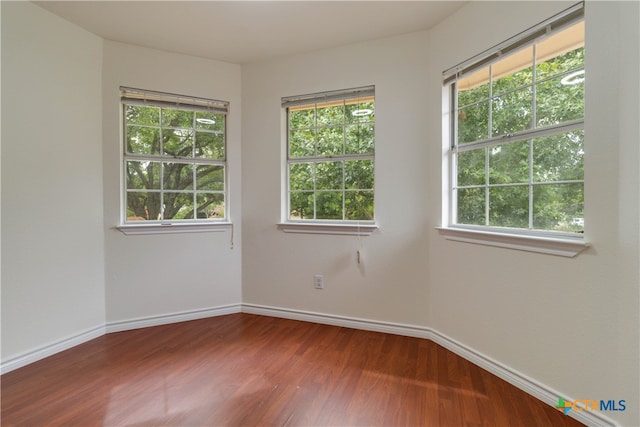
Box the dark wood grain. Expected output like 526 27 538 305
1 313 584 426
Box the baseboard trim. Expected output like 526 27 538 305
1 303 619 426
1 304 242 375
241 303 617 427
0 324 105 375
105 304 242 333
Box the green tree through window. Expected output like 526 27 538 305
451 19 584 234
121 88 228 223
285 88 375 222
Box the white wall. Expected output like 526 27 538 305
102 41 243 323
426 2 638 425
242 1 639 425
1 2 105 360
242 32 432 325
2 1 638 424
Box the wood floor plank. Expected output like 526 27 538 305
1 313 585 426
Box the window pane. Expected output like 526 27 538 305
345 100 375 124
533 130 584 182
345 124 374 155
290 191 314 220
286 90 375 223
533 183 583 232
315 161 343 191
196 193 224 219
457 148 485 187
492 87 532 136
195 165 224 191
317 103 344 127
126 161 160 190
289 107 315 129
195 131 224 160
456 188 485 226
126 105 159 126
163 128 194 157
536 18 584 80
126 125 160 155
489 185 529 228
451 19 584 234
458 68 490 106
123 92 227 223
491 47 533 95
489 141 529 184
458 100 489 144
163 162 193 191
344 160 373 190
163 192 194 220
317 126 344 156
289 129 315 158
162 108 193 128
345 190 374 220
126 191 161 221
538 47 584 80
289 163 314 191
195 111 224 132
316 191 343 220
536 73 584 128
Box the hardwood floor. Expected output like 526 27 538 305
1 313 584 426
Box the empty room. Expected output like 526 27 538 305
1 1 638 426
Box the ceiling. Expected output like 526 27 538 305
35 1 466 64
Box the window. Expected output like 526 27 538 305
283 86 375 224
444 4 585 238
121 87 229 225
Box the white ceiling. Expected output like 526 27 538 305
35 1 466 64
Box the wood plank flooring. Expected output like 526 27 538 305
1 313 584 426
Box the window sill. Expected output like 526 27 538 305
435 226 589 257
116 222 232 235
278 222 378 236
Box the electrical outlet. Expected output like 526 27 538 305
314 274 324 289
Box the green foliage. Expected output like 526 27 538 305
455 42 585 233
124 105 225 221
288 99 375 221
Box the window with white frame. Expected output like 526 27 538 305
283 86 375 222
444 3 585 236
121 87 229 224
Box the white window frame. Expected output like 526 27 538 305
279 86 378 236
117 87 232 235
439 2 589 257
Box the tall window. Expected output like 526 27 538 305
121 87 228 223
444 4 584 235
283 86 375 222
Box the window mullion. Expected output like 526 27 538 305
342 104 346 221
285 90 374 223
313 105 318 220
122 91 228 224
192 114 196 220
485 147 490 226
530 45 537 230
160 160 164 221
486 64 492 226
457 119 584 152
447 14 584 236
312 163 317 220
488 64 493 140
451 84 458 225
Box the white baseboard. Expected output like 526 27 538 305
0 324 105 375
1 304 242 375
0 302 620 427
241 303 617 427
105 304 242 333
